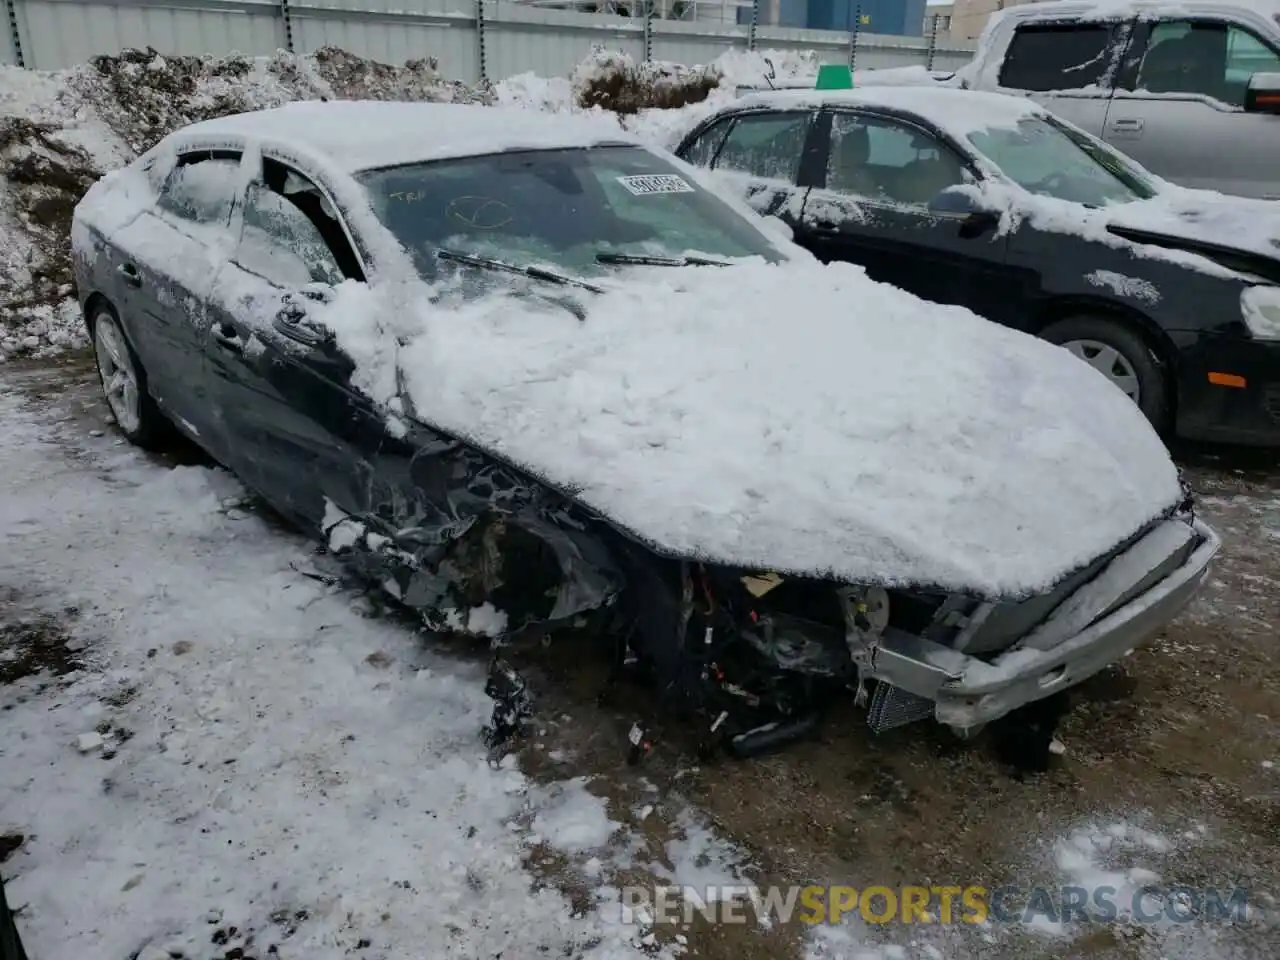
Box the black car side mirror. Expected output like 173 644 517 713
1244 72 1280 114
929 186 984 215
274 285 338 349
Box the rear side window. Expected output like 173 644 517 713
711 112 813 183
156 152 241 225
998 23 1121 91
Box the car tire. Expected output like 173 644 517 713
88 303 170 450
1039 316 1170 431
0 876 27 960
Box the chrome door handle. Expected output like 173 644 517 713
1110 117 1144 132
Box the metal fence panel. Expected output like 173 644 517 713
486 7 645 82
17 0 282 68
0 0 975 81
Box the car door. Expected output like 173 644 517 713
676 109 820 225
989 18 1135 137
205 156 382 529
793 109 1017 326
1105 17 1280 198
104 148 243 441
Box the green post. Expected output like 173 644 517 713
815 63 854 90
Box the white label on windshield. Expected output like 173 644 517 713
617 174 695 196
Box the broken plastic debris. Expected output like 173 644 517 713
76 731 104 753
1049 738 1066 755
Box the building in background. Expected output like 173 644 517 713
934 0 1035 41
526 0 932 36
747 0 928 36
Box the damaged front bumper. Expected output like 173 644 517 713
866 517 1220 731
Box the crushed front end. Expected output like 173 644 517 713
601 491 1219 762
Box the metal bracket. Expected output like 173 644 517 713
279 0 295 52
4 0 24 69
475 0 488 84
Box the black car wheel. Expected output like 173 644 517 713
89 303 170 449
0 876 27 960
1039 316 1170 430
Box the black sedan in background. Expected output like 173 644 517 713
675 86 1280 446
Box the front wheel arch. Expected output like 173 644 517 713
1035 308 1176 433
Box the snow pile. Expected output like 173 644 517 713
0 381 682 960
0 47 480 358
308 255 1181 596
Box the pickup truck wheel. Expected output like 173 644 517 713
90 304 170 450
1039 317 1170 430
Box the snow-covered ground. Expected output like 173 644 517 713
2 360 1275 960
0 369 674 960
0 362 955 960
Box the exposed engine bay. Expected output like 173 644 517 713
318 469 1210 773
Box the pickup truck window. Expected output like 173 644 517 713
1135 20 1280 108
999 23 1120 91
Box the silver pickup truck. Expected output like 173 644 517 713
951 0 1280 200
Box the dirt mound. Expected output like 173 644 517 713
0 46 484 358
68 46 483 157
574 48 721 114
0 116 100 356
309 46 484 104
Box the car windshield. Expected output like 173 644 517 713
967 116 1159 206
357 145 786 282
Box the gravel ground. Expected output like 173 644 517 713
3 353 1278 960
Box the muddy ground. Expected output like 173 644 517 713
2 353 1278 959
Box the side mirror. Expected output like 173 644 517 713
1244 72 1280 114
928 186 985 215
274 285 337 349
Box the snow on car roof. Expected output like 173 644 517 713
733 86 1046 138
176 100 638 173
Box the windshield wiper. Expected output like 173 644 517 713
436 248 602 293
595 252 730 268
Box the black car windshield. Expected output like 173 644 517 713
357 145 785 281
967 116 1159 206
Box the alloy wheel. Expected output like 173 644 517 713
1060 338 1141 404
94 315 142 434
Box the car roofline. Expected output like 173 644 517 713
350 140 643 177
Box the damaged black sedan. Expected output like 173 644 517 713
72 101 1219 765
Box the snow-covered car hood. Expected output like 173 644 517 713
1105 190 1280 265
316 259 1183 600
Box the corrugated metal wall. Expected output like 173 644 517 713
0 0 974 76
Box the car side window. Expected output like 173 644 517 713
998 23 1121 91
155 152 242 225
824 113 970 208
1135 19 1280 107
235 181 344 288
711 112 812 183
680 118 734 168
